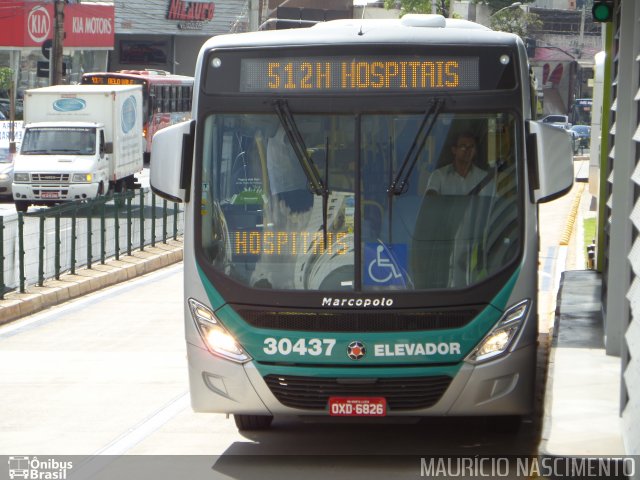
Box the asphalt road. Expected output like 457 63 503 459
0 263 550 479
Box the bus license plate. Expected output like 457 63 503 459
41 191 59 199
328 397 386 417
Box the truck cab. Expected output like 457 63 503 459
12 122 110 211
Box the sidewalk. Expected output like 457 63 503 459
0 238 183 326
537 158 626 463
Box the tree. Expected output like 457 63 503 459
0 66 17 149
0 67 11 97
476 0 534 11
383 0 541 38
384 0 452 17
489 7 541 38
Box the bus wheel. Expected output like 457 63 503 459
233 414 273 431
488 415 522 434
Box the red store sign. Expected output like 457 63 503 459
166 0 215 21
0 1 114 49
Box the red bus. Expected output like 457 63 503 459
81 69 194 162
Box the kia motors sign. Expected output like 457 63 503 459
65 3 114 47
0 1 113 48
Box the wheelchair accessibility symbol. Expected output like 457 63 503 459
364 242 407 286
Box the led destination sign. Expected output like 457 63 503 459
234 230 350 256
84 76 143 86
240 56 479 93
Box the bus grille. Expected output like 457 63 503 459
236 308 481 332
264 374 452 411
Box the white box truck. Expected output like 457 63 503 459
12 84 143 212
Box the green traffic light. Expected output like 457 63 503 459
592 2 613 22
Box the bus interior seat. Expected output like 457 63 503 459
410 195 493 289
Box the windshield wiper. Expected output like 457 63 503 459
273 100 326 196
273 100 331 247
387 97 444 195
322 136 330 246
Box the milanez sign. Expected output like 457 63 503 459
166 0 215 30
0 1 114 48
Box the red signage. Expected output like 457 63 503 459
0 1 114 48
65 3 114 47
27 5 51 43
166 0 215 21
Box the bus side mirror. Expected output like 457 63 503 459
527 121 574 203
151 120 194 203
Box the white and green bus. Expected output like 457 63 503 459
151 15 573 431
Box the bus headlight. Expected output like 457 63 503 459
465 300 530 364
188 298 251 363
72 173 93 183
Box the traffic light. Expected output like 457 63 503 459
592 1 614 22
524 37 536 58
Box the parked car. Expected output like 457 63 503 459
0 146 13 198
569 125 591 153
0 99 9 118
0 98 23 120
541 114 571 130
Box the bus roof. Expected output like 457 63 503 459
26 84 142 95
200 15 519 51
83 70 194 85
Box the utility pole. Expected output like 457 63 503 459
249 0 259 31
578 4 585 58
51 0 65 85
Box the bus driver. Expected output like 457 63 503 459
425 132 492 196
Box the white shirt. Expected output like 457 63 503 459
426 163 492 195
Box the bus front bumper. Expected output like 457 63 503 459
187 342 536 417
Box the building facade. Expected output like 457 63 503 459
596 0 640 458
112 0 247 77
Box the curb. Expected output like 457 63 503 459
537 180 586 458
559 182 585 246
0 238 184 326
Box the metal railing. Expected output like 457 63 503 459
0 188 184 299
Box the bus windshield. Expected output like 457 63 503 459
199 111 520 291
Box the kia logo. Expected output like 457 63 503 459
28 6 51 44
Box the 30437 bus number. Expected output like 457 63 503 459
263 337 336 356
